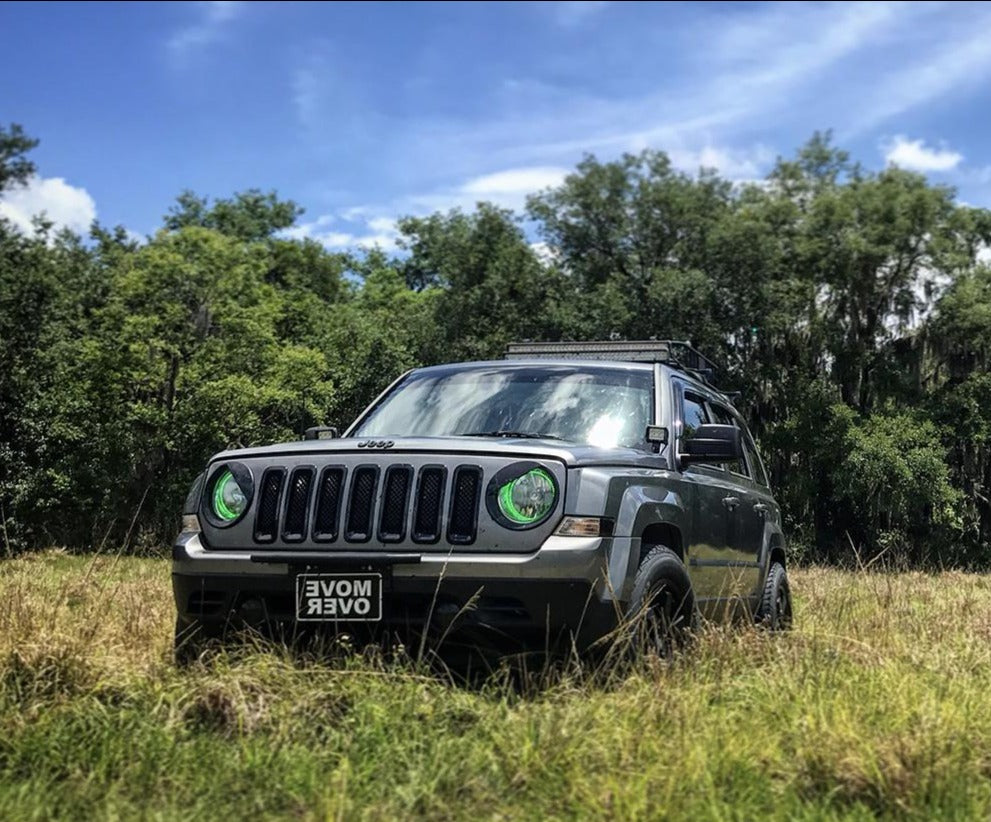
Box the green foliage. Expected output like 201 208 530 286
835 412 963 563
399 204 557 360
0 123 989 564
0 123 38 192
164 189 304 241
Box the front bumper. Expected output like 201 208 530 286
173 532 619 650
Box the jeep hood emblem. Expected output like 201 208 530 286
356 439 395 449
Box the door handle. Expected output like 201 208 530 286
721 496 740 510
753 502 769 516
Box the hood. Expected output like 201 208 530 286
210 435 660 469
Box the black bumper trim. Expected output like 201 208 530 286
173 572 617 650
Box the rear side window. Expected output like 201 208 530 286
743 430 770 487
709 404 749 477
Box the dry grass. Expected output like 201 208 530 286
2 552 991 820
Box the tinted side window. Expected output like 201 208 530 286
742 430 770 487
681 393 708 438
710 404 749 477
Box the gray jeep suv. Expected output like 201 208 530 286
173 340 791 660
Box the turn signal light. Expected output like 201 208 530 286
181 514 201 534
554 516 611 537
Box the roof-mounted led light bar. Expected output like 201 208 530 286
505 339 720 386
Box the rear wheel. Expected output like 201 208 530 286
626 546 697 656
756 562 792 630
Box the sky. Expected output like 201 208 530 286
2 0 991 250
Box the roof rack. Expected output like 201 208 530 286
504 340 721 387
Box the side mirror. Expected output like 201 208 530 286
303 426 339 441
679 424 742 464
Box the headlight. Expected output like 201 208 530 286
212 469 247 521
486 463 559 529
201 462 254 527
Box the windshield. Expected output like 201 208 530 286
352 365 654 448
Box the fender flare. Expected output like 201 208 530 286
605 484 690 602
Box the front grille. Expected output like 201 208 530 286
447 466 482 545
378 465 412 542
412 466 446 544
345 466 379 542
246 460 498 548
254 468 285 543
312 466 346 542
282 467 314 542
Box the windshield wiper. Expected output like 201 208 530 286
463 430 569 441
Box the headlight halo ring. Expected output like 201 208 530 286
485 461 560 530
200 461 254 528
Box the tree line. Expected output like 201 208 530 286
1 124 989 566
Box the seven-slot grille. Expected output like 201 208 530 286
252 463 483 547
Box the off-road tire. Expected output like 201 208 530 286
756 562 792 630
626 545 697 656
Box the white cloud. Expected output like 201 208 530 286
462 166 569 196
168 1 243 58
529 241 560 265
0 176 97 235
366 216 397 234
286 213 401 253
409 165 570 214
283 226 355 247
882 135 963 172
667 144 775 180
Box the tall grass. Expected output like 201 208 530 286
1 552 991 820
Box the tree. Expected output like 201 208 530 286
0 123 38 193
399 204 560 360
164 189 304 241
926 264 991 553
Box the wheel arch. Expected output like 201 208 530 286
767 533 786 570
639 521 684 563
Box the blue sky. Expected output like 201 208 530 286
2 0 991 249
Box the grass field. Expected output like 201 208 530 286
2 553 991 820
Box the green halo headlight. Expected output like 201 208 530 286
497 468 556 525
212 469 247 521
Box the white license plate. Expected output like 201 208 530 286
295 573 383 622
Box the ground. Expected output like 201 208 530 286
1 552 990 820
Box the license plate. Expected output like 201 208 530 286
295 573 383 622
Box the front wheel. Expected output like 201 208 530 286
626 546 697 657
755 562 792 630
